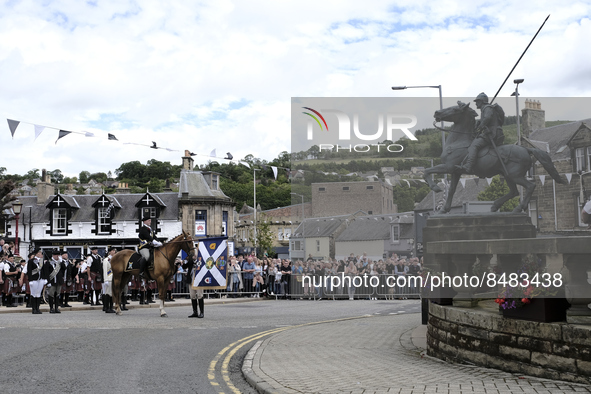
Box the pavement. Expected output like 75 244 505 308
242 313 591 394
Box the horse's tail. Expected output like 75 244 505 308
526 148 565 184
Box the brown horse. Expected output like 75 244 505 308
111 230 196 317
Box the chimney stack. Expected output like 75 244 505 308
182 150 194 171
521 99 545 138
37 168 55 204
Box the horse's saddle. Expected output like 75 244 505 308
125 252 143 272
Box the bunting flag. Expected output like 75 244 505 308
84 131 94 137
539 175 546 186
486 177 493 185
108 133 118 141
566 173 572 184
240 161 251 168
34 125 45 140
7 119 20 138
210 149 216 157
460 178 466 188
55 130 72 144
271 166 278 180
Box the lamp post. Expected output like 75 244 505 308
12 200 23 256
392 84 446 209
391 85 444 149
511 79 524 146
290 192 305 260
253 168 260 256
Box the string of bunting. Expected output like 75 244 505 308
8 118 583 187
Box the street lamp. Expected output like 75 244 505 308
392 84 446 209
511 79 524 146
253 168 260 256
12 200 23 256
391 85 444 149
290 192 305 259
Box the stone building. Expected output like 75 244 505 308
311 180 396 218
335 213 415 261
525 109 591 234
177 151 235 241
236 203 311 259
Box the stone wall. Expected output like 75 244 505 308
428 303 591 384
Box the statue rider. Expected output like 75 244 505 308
138 215 162 277
457 92 505 174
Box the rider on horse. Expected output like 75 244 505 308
138 214 162 277
457 92 505 174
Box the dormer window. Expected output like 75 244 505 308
92 194 116 235
46 194 75 236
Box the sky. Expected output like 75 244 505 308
1 0 591 178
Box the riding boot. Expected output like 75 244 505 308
139 291 145 305
147 289 155 303
31 297 37 314
103 296 107 311
121 292 129 310
54 298 61 314
108 294 116 313
131 289 138 301
25 294 31 308
95 290 102 306
6 294 15 307
188 299 198 318
49 296 55 313
458 145 478 173
1 293 6 306
77 291 83 302
197 298 204 318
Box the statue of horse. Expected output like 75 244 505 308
111 230 196 317
423 101 564 213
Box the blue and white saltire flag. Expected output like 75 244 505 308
192 237 228 290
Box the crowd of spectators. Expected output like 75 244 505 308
1 241 422 307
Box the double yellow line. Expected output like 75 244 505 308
208 315 372 393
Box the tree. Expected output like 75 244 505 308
89 172 108 183
49 169 64 183
24 169 40 182
478 175 519 212
115 161 145 181
79 171 91 184
249 214 274 258
0 180 17 220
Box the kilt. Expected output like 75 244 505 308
167 278 175 291
90 272 102 291
62 279 76 293
129 275 140 290
76 277 86 292
149 280 157 291
22 275 30 294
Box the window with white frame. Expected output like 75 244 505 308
576 148 585 172
98 207 111 234
587 147 591 172
391 225 400 243
528 200 538 228
53 208 67 235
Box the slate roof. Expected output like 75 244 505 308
17 192 179 224
414 179 489 211
178 170 231 200
336 213 414 242
529 118 591 161
292 214 352 238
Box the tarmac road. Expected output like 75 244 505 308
0 298 422 393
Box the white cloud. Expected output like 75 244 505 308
1 0 590 177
